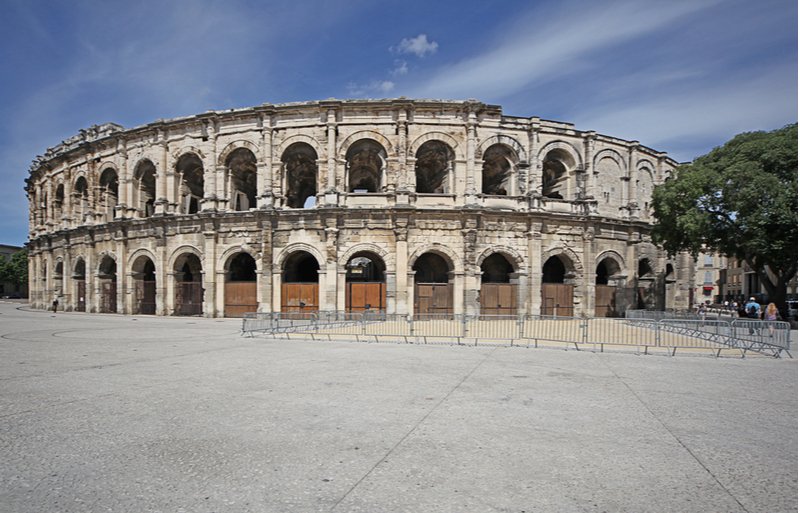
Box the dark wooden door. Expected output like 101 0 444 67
176 282 203 316
595 285 616 317
101 281 117 313
136 281 156 315
224 281 258 317
415 283 453 315
480 283 517 315
346 282 385 312
541 283 573 317
76 280 86 312
281 283 319 313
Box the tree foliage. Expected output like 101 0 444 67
652 124 797 305
0 249 28 288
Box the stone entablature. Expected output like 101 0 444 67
26 99 691 317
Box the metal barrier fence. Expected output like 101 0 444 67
242 311 792 357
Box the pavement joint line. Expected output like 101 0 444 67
597 355 752 513
329 345 500 512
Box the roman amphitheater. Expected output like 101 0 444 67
26 99 693 318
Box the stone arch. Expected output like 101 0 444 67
219 244 260 274
278 134 324 160
281 142 319 208
538 140 583 169
217 139 260 168
222 144 258 211
338 130 394 159
170 146 205 164
593 149 627 174
344 138 388 193
338 243 392 271
595 250 626 275
475 246 526 274
541 245 583 277
408 243 462 274
129 248 158 270
132 158 157 217
275 243 326 270
167 245 204 272
408 131 462 160
174 151 205 214
476 134 527 163
481 143 521 196
413 139 456 194
97 252 118 314
540 141 582 199
130 250 157 315
172 248 204 316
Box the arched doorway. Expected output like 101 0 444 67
224 252 258 317
282 143 318 208
346 140 386 193
541 255 573 316
480 253 517 315
174 254 203 316
73 259 86 312
226 148 257 211
415 141 453 194
98 255 117 313
595 258 621 317
281 251 319 314
345 252 386 313
482 144 517 196
132 256 156 315
413 252 453 315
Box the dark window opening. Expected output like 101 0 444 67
284 252 320 283
543 256 566 283
413 253 451 283
481 254 514 283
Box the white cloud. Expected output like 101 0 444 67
391 60 409 76
392 34 438 57
346 80 396 97
408 0 721 99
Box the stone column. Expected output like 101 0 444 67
583 131 597 201
156 241 168 315
116 237 127 314
203 230 217 317
322 102 340 206
203 118 218 211
323 223 338 311
258 111 275 209
260 222 273 312
394 216 409 315
272 269 282 313
527 118 541 195
583 226 595 317
155 133 169 215
465 108 478 204
528 222 543 315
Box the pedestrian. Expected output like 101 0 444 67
744 297 761 334
763 302 781 337
52 296 59 313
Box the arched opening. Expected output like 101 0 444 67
176 153 204 214
480 253 517 315
174 253 203 316
542 149 574 199
224 252 258 317
595 258 621 317
226 148 257 211
54 184 65 222
637 258 656 309
132 256 156 315
345 252 386 313
413 252 453 315
73 176 90 222
283 143 318 208
133 160 156 217
73 259 86 312
541 255 573 316
98 255 117 313
54 260 63 293
347 140 386 193
281 251 320 314
99 168 119 221
482 144 516 196
415 141 452 194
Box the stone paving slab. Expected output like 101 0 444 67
0 303 796 512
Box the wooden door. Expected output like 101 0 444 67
415 283 453 315
176 282 203 316
76 280 86 312
541 283 573 317
136 281 157 315
101 281 117 313
346 282 385 312
224 281 258 317
281 283 319 313
480 283 517 315
595 284 616 317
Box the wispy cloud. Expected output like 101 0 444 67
346 80 396 97
407 0 721 99
391 34 438 57
390 60 409 77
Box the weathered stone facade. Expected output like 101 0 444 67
26 99 692 317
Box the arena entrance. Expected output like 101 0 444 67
98 256 117 313
132 256 156 315
595 258 621 317
73 259 86 312
224 253 258 317
281 251 319 314
480 253 517 315
413 252 453 315
542 256 573 317
174 254 203 316
345 253 386 313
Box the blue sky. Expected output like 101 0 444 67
0 0 796 246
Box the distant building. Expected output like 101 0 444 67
0 244 28 298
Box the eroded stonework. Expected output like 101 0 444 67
26 99 693 317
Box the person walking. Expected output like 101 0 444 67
763 302 781 337
744 297 761 334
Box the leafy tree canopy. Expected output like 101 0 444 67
0 249 28 288
652 123 797 304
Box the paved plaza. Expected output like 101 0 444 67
0 302 796 513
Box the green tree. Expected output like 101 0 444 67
0 249 28 289
652 123 798 311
